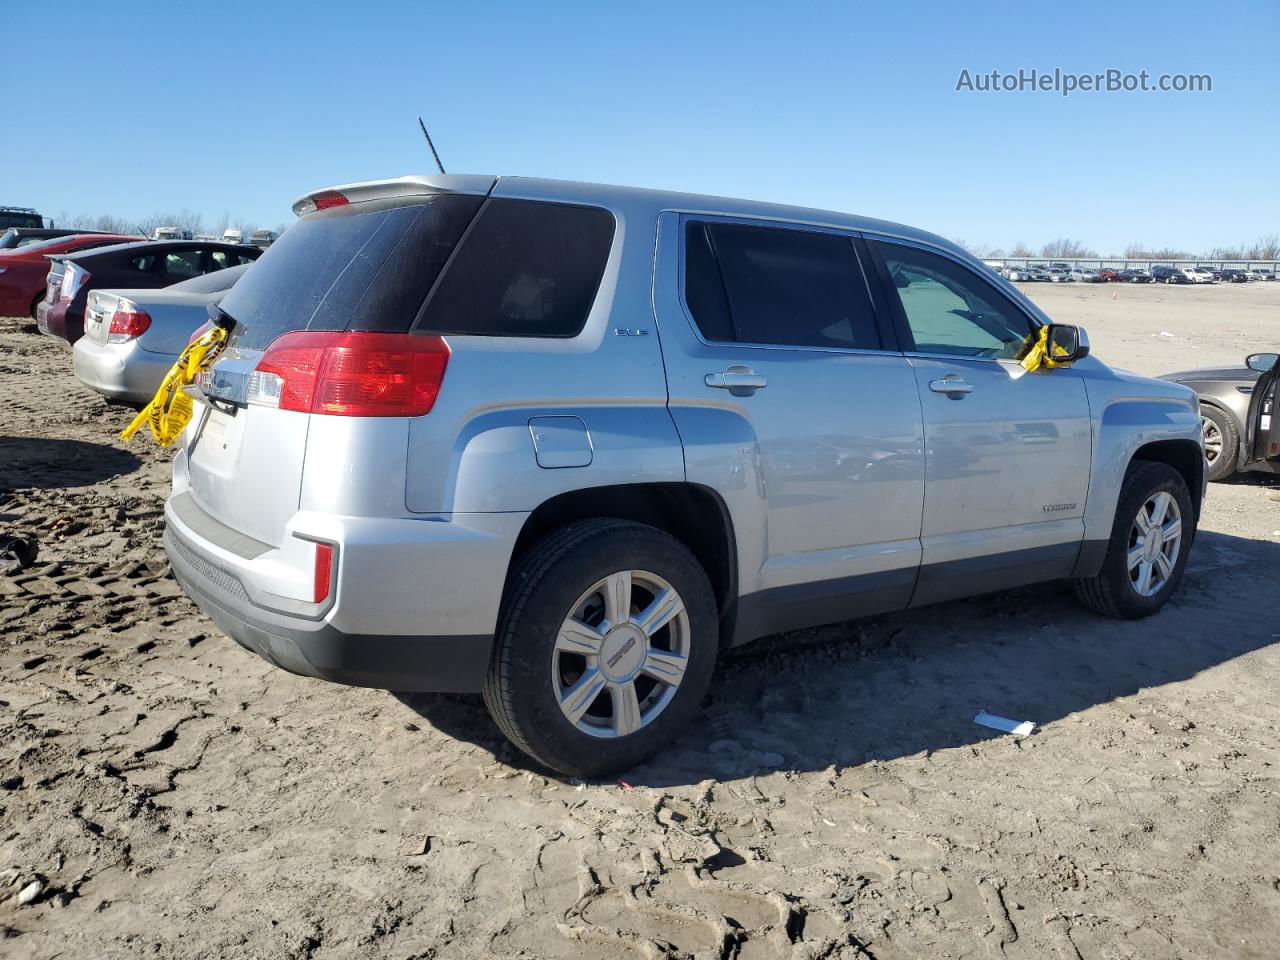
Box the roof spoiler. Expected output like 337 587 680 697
291 175 497 216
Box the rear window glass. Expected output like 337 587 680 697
416 198 615 338
219 194 484 351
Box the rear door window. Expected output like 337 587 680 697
164 249 203 279
416 198 615 337
218 194 484 351
683 220 881 350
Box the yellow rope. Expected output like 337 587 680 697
120 325 229 447
1019 325 1073 373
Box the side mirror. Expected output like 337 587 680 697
1046 323 1090 362
1246 352 1279 373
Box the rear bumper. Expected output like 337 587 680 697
37 299 82 342
73 338 172 403
163 493 526 693
166 526 492 691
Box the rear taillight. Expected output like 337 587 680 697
107 300 151 342
61 264 90 301
313 542 333 603
247 331 449 417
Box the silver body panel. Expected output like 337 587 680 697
166 174 1203 692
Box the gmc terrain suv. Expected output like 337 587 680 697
165 175 1210 776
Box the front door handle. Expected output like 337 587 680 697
929 378 974 396
706 366 767 394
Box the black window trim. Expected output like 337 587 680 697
676 213 900 356
863 233 1045 365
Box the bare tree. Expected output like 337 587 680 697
1124 243 1193 260
1040 237 1097 259
1009 242 1035 258
1247 234 1279 260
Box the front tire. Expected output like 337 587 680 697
1073 462 1194 619
483 519 719 778
1199 405 1238 481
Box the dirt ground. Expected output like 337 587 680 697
2 281 1279 960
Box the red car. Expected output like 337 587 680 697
0 233 138 319
1096 268 1122 282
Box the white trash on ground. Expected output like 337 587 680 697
974 710 1035 737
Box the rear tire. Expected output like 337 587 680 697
29 294 43 321
1199 405 1238 481
483 519 719 778
1073 461 1194 619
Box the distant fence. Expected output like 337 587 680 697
983 258 1280 273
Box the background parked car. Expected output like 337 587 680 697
1152 266 1190 284
1097 267 1122 282
1185 267 1216 284
73 264 251 404
1119 268 1154 282
1249 269 1272 281
1047 268 1073 282
1070 267 1103 282
0 233 140 319
1024 265 1050 281
1159 352 1280 480
1 227 123 250
37 240 262 344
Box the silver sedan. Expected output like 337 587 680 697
73 264 249 404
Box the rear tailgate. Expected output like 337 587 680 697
180 191 485 550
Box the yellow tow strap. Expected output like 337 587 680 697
120 324 229 447
1018 325 1073 373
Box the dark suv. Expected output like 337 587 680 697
1151 266 1189 284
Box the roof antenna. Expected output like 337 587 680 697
417 116 446 175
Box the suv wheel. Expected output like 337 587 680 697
1199 405 1238 481
483 519 718 777
1073 461 1194 619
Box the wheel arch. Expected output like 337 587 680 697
1131 438 1204 523
504 482 739 646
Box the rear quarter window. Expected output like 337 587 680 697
416 198 615 338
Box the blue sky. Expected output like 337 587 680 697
4 0 1276 254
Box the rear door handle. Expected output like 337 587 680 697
929 378 974 396
706 366 767 393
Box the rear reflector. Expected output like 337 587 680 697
312 190 349 210
313 542 333 604
107 301 151 342
248 331 449 417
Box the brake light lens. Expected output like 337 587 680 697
312 190 349 210
107 299 151 342
61 264 90 301
313 542 333 604
247 332 449 417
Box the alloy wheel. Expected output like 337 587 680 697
1127 492 1182 597
1201 415 1223 465
552 570 690 738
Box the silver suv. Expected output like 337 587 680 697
165 175 1205 776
